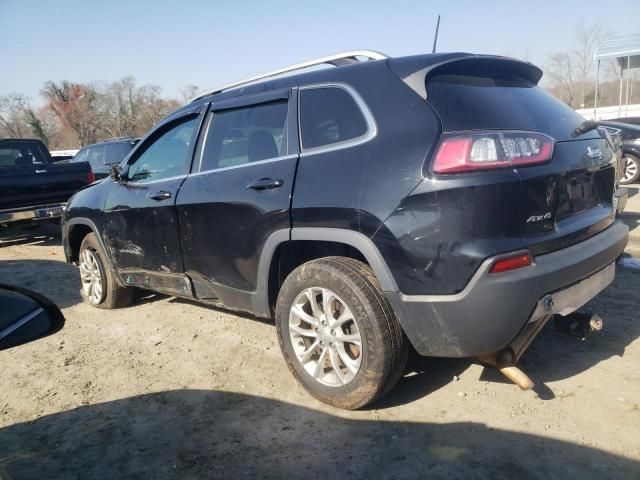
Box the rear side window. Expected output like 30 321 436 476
200 101 288 171
106 142 133 165
72 148 88 164
0 143 45 167
427 74 590 140
300 87 368 149
86 145 106 170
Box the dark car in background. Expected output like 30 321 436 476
0 138 94 227
62 51 628 409
599 121 640 184
72 137 139 179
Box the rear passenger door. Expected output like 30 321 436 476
176 89 298 312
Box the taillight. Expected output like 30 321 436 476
433 131 554 173
87 169 95 183
490 253 533 273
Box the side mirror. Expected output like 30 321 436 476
109 164 123 182
0 284 65 351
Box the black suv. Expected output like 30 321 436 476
62 51 628 409
71 137 139 179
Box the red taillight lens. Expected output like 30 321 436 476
87 169 95 183
433 131 554 173
490 253 533 273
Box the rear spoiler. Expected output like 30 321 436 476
388 53 543 99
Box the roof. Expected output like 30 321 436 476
595 34 640 69
190 52 542 107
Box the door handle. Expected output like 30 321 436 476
246 178 284 191
149 191 173 201
35 169 47 173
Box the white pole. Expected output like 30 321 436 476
625 56 631 117
593 59 600 119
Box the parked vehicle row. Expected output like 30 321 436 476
59 50 628 409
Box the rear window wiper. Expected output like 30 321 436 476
572 120 599 138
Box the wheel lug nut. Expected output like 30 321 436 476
330 342 335 348
330 329 335 336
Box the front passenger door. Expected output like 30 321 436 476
102 113 201 295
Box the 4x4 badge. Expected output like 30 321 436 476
526 212 552 223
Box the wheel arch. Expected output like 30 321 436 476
252 228 399 318
64 218 114 272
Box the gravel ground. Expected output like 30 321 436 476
1 188 639 479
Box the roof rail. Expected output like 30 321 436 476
190 50 388 102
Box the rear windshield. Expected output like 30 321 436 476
427 74 593 140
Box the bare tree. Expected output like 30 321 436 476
0 93 30 138
41 81 101 146
179 84 199 103
545 21 609 108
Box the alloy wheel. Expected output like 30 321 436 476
622 156 638 183
288 287 362 387
79 248 104 304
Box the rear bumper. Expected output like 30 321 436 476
386 220 629 357
0 204 66 225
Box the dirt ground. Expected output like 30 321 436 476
1 189 639 480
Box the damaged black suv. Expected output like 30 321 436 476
62 50 628 409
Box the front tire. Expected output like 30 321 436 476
275 257 408 410
620 153 640 185
79 233 133 309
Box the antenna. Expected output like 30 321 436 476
432 15 441 53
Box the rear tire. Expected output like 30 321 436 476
620 153 640 185
79 233 134 309
275 257 408 410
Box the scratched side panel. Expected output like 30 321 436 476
373 170 525 295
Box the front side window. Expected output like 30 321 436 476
299 87 368 149
127 117 197 183
200 101 288 171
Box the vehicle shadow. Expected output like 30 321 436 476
0 259 82 309
0 222 62 248
0 389 637 480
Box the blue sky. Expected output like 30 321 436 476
2 0 639 103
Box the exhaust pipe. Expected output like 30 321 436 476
475 350 535 390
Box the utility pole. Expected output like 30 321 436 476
432 15 441 53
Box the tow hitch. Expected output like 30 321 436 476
554 312 603 339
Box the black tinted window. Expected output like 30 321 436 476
427 75 590 140
106 142 133 164
201 101 288 171
0 142 45 167
300 87 368 149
